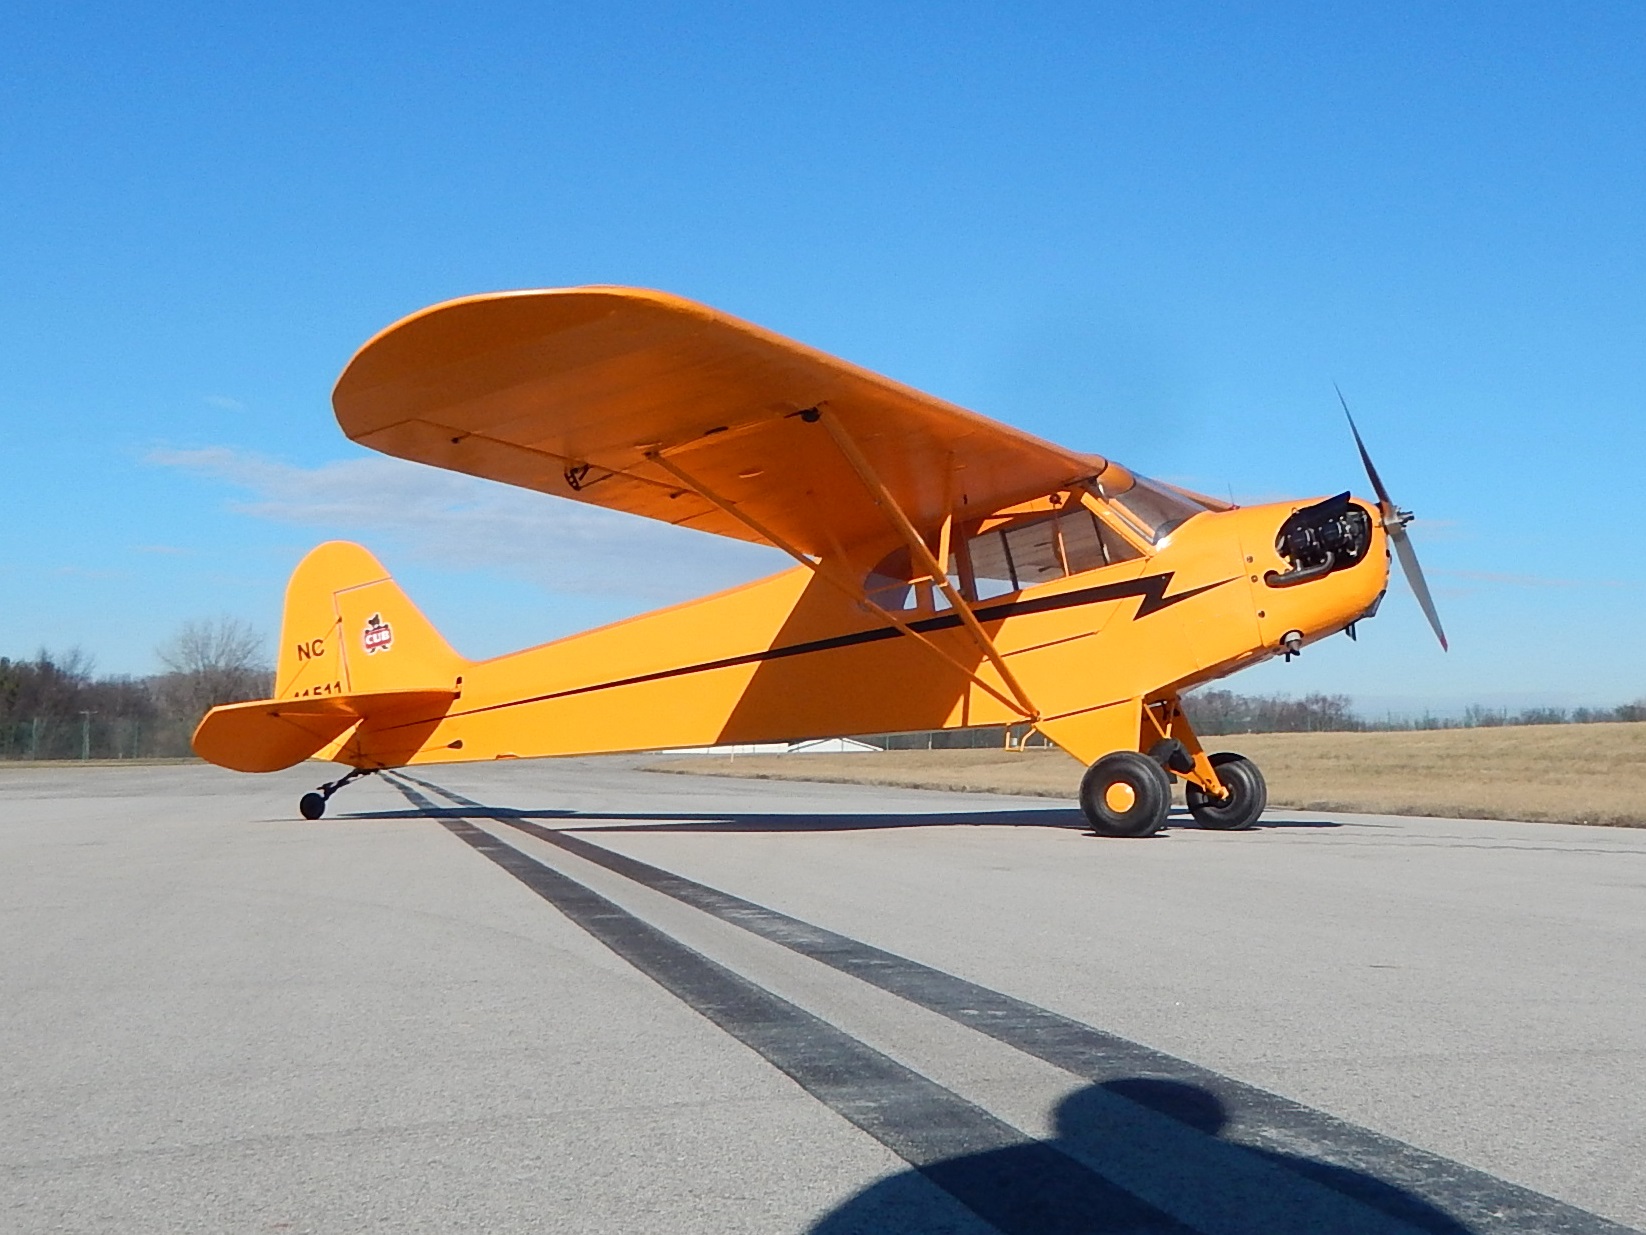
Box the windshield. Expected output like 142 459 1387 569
1095 473 1217 543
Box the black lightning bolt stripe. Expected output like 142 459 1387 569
382 571 1237 730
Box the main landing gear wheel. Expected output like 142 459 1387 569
1185 752 1268 831
1080 751 1172 838
299 792 327 820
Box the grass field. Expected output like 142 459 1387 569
649 721 1646 827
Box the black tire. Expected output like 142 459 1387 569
1185 753 1267 831
1079 751 1172 838
299 792 327 820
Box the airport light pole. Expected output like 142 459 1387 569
80 710 94 761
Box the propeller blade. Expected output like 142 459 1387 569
1335 385 1448 652
1390 526 1449 651
1336 383 1394 515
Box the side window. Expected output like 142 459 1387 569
864 546 965 612
963 508 1139 600
864 546 919 612
964 524 1022 601
1056 509 1129 575
861 504 1141 612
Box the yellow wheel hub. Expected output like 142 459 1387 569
1103 781 1137 813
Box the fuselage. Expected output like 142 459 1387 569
324 490 1388 770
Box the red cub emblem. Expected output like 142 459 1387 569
362 613 393 655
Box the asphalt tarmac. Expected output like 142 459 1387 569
3 758 1644 1235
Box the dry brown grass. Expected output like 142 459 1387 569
646 722 1646 827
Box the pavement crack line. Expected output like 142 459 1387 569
387 771 1639 1235
386 774 1193 1235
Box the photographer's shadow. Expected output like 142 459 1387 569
809 1078 1472 1235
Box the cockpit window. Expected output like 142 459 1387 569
864 547 923 612
863 505 1141 612
966 507 1139 600
1096 473 1216 544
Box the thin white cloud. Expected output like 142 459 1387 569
146 447 788 601
203 394 247 412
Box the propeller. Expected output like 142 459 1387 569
1335 384 1448 651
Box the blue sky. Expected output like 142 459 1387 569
2 2 1642 714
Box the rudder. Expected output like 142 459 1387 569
275 541 466 700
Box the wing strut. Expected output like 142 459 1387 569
813 407 1041 721
643 450 1036 719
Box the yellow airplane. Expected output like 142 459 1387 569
193 288 1445 836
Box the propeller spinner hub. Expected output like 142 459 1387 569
1384 505 1415 531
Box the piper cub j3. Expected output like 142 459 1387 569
194 288 1446 836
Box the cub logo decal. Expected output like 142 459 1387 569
362 613 393 655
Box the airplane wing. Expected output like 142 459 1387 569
333 287 1105 556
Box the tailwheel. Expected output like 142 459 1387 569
297 767 376 820
1186 752 1268 831
1080 751 1172 838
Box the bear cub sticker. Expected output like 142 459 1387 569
362 613 394 655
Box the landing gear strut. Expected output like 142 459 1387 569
298 767 377 820
1185 753 1268 830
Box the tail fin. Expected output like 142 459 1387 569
274 541 463 700
194 542 466 772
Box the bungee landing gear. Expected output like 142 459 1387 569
298 767 378 820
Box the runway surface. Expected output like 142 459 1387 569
3 759 1645 1234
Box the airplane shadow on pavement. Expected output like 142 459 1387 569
810 1077 1472 1235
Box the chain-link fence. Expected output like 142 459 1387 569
0 647 267 762
0 714 195 761
854 725 1053 751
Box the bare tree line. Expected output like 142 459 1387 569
0 619 271 760
1185 689 1646 735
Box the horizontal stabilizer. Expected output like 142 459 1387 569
193 688 458 773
